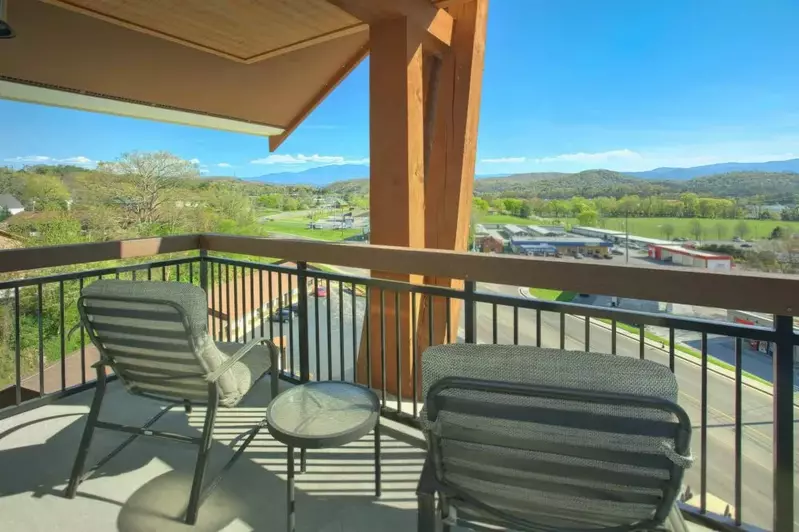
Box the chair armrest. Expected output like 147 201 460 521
206 336 280 383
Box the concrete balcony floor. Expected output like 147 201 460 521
0 378 712 532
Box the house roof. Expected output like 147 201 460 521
0 194 23 210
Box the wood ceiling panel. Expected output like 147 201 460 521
42 0 363 62
2 0 369 128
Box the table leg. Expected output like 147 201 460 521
374 417 381 498
300 448 307 473
287 445 295 532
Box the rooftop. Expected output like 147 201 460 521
511 236 609 245
655 245 732 260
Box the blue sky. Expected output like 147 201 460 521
2 0 799 178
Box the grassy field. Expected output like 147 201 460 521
542 217 799 240
528 288 576 302
477 211 799 240
261 220 361 241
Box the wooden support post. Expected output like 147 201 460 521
357 16 426 398
418 0 489 354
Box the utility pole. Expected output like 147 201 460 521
625 212 630 264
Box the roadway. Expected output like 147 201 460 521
270 281 796 530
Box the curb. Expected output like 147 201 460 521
517 288 798 406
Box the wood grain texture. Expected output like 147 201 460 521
199 234 799 317
270 42 370 152
0 235 200 274
42 0 361 63
420 0 489 348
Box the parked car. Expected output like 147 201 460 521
612 249 624 255
574 253 584 259
604 254 613 259
741 243 753 248
271 308 293 322
732 236 742 242
315 285 328 297
554 252 562 258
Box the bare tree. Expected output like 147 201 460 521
99 151 198 225
689 219 703 241
714 222 728 240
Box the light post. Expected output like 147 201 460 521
625 212 629 264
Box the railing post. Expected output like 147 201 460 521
773 314 795 531
297 262 310 383
464 280 477 344
199 249 208 293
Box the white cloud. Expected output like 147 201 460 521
216 162 233 168
4 155 95 166
189 158 201 165
533 149 642 164
251 154 369 165
481 157 526 164
200 169 209 174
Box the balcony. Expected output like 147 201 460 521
1 234 796 531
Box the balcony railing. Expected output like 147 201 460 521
0 234 796 531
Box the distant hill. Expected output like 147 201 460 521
683 171 799 198
627 158 799 180
324 178 369 195
247 164 368 186
474 169 671 199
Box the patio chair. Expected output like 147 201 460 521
417 344 693 531
63 279 280 525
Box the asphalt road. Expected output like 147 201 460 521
267 282 797 530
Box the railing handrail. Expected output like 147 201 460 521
1 232 798 316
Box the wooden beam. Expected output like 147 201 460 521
419 0 488 348
0 235 200 274
328 0 453 50
200 234 799 317
270 42 369 152
356 15 426 397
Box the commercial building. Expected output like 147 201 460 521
511 236 611 257
527 225 566 236
648 245 732 271
727 310 799 362
476 235 505 253
571 226 671 247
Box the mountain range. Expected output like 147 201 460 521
246 164 368 186
626 158 799 180
247 158 799 186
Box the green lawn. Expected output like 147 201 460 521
528 288 576 302
261 220 361 241
539 217 799 240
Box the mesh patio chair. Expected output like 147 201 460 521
417 344 693 532
63 279 280 525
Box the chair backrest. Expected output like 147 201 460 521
421 344 692 532
79 279 213 403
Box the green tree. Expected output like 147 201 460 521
257 193 284 210
734 220 751 240
473 197 490 212
770 226 785 240
661 223 675 240
283 197 300 211
576 209 598 227
518 202 532 218
680 193 699 217
23 174 71 210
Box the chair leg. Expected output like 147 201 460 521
374 417 381 497
417 492 437 532
185 399 218 525
287 445 296 532
64 367 107 499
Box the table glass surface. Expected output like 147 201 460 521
268 382 378 440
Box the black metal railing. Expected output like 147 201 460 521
0 252 795 531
